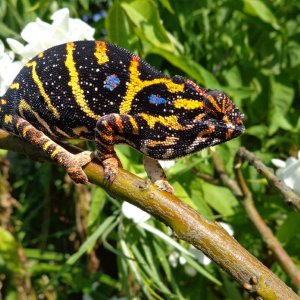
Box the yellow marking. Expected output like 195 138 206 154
72 126 89 136
140 113 184 130
128 116 139 134
4 115 12 124
26 61 60 118
38 52 44 58
1 99 7 105
18 99 55 136
223 115 230 123
22 125 31 136
145 136 178 148
174 98 203 110
55 126 72 138
120 56 185 114
94 41 109 64
207 95 221 113
65 42 99 120
10 83 20 89
42 140 52 151
50 148 60 158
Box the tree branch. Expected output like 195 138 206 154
236 147 300 212
210 151 300 291
0 130 299 300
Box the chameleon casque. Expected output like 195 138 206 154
0 41 244 190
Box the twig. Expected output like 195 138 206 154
211 151 300 290
237 147 300 212
0 130 299 300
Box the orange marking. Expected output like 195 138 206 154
226 129 233 139
114 115 124 133
207 95 222 113
195 113 206 120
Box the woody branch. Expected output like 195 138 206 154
0 129 299 300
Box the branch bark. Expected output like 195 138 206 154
0 130 299 300
210 151 300 291
236 147 300 212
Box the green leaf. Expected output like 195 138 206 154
276 212 300 245
201 181 239 217
66 216 116 265
173 181 197 210
106 0 132 48
0 228 23 273
268 77 294 135
242 0 280 30
121 0 174 52
150 47 220 87
87 186 107 234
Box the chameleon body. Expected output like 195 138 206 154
0 41 244 187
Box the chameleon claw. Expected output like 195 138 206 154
67 166 89 184
154 179 174 194
102 157 119 183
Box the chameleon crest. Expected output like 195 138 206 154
0 41 244 190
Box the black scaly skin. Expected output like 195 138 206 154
0 41 244 185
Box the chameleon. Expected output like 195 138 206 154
0 40 244 190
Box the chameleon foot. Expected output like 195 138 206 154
154 179 174 194
66 152 92 184
102 157 119 183
67 166 88 184
75 151 93 166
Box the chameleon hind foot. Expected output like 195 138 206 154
66 151 93 184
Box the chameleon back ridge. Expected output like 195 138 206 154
0 40 245 187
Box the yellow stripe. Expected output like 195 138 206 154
120 57 184 114
10 83 20 89
65 42 99 120
22 125 31 136
26 61 59 118
42 140 52 151
18 99 55 136
50 148 60 158
94 41 109 64
128 116 139 134
55 126 72 138
145 136 178 147
140 113 184 130
4 115 12 124
174 98 203 110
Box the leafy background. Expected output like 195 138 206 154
0 0 299 299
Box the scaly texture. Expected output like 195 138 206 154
0 40 244 184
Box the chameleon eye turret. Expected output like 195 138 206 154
0 41 244 191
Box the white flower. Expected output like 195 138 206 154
0 40 23 96
219 221 234 236
272 151 300 195
7 8 95 61
158 160 175 169
121 201 150 224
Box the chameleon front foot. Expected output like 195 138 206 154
102 157 119 183
154 179 174 194
66 151 93 184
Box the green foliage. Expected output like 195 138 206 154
0 0 300 299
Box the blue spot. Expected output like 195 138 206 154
104 74 120 91
149 94 167 105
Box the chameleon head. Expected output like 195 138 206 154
191 89 245 149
